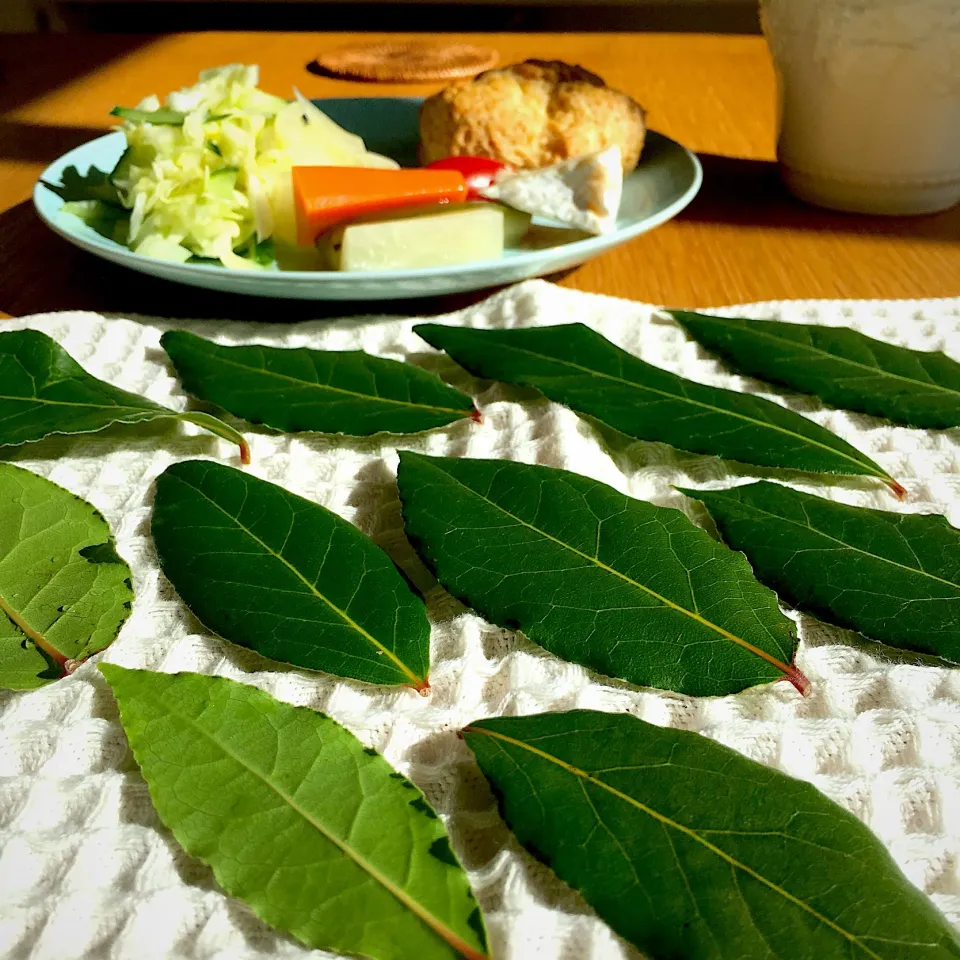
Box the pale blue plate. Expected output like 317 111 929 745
33 97 702 301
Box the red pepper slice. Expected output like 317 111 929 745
426 156 510 198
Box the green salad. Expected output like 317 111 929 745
45 64 397 269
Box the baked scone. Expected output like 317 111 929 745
419 60 646 173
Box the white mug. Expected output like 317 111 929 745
760 0 960 215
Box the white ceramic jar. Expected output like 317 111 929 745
760 0 960 215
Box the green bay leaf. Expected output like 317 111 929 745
415 323 901 496
0 463 132 689
465 709 960 960
161 330 477 436
152 460 430 687
671 309 960 430
101 666 488 960
0 330 249 461
681 481 960 661
397 453 804 697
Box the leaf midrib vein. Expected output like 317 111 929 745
470 727 886 960
421 461 794 678
182 348 471 417
152 694 485 960
452 336 886 479
710 496 960 592
0 393 163 415
683 316 960 399
0 588 68 667
177 479 422 686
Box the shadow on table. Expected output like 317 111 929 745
0 198 573 321
0 120 112 164
0 35 157 115
680 153 960 242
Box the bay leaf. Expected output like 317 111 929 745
0 463 132 689
152 460 430 688
397 452 805 696
101 666 488 960
161 329 478 436
465 709 960 960
415 323 903 497
680 481 960 661
0 329 249 462
670 309 960 430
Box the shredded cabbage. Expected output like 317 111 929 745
109 64 397 269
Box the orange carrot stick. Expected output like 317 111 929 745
292 167 467 245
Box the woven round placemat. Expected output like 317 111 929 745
316 41 499 83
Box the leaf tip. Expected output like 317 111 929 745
470 407 483 425
97 661 124 685
239 437 252 465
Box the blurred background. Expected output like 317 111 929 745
1 0 760 35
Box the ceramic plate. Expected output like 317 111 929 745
34 97 702 301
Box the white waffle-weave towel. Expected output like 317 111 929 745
2 279 960 960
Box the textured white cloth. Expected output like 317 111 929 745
2 280 960 960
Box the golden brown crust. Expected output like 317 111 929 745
419 59 646 173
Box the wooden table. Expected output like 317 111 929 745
1 31 958 320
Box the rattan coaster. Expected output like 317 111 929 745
316 41 498 83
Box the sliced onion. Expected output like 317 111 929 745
213 232 263 271
134 94 161 113
245 165 274 241
360 151 401 170
128 191 147 243
292 87 366 154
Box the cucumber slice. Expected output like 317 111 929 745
110 105 186 125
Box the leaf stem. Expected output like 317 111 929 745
180 413 251 464
784 664 810 696
887 478 907 501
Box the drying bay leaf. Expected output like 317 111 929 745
161 330 478 436
397 453 804 696
465 709 960 960
415 323 902 496
0 463 132 689
681 481 960 661
152 460 430 688
0 330 249 462
101 666 488 960
671 309 960 430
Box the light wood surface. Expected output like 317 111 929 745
1 31 957 319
